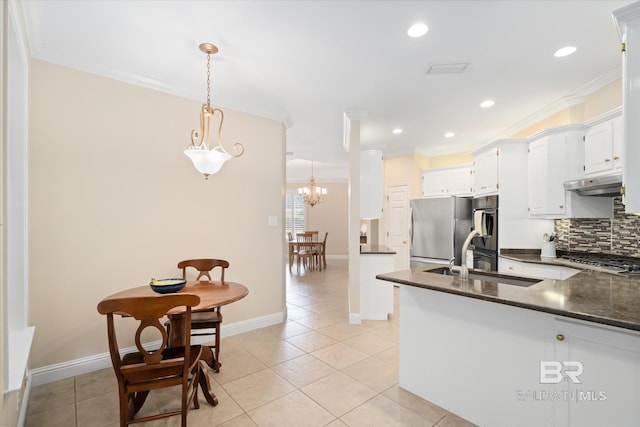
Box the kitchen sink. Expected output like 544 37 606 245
425 267 542 287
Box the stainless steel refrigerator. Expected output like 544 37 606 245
409 197 472 268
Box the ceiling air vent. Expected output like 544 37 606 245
427 63 469 75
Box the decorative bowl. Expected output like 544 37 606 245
150 278 186 294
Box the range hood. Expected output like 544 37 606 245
564 173 622 197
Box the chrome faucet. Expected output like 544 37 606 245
458 229 481 279
451 210 485 280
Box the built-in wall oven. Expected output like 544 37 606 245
472 195 498 271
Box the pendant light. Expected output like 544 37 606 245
184 43 244 179
298 161 327 207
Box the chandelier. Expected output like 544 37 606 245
298 161 327 207
184 43 244 179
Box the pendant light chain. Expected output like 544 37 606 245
206 53 211 108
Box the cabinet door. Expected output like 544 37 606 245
474 149 498 195
615 3 640 213
553 318 640 426
446 166 473 195
584 121 614 175
422 170 447 197
528 137 566 216
612 115 624 170
498 257 525 275
499 257 579 279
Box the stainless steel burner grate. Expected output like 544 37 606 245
560 254 640 274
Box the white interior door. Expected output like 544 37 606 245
386 184 410 271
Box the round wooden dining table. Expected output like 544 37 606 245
99 280 249 406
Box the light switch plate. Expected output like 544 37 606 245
267 216 278 227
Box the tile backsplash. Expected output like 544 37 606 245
555 197 640 258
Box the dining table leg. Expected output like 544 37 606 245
168 315 219 406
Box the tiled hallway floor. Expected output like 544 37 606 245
26 260 475 426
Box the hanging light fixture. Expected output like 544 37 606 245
185 43 244 179
298 161 327 207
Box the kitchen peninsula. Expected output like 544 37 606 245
377 264 640 427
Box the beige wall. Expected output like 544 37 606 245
285 182 348 257
584 79 622 120
427 152 474 169
512 79 622 138
384 154 427 199
28 60 286 369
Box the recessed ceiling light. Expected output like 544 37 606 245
407 23 428 38
392 128 403 135
480 100 495 108
554 46 577 57
444 132 455 138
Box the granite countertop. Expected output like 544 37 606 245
377 263 640 332
360 244 396 255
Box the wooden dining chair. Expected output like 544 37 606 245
305 230 319 240
318 232 328 270
295 232 316 271
176 258 229 372
97 294 202 427
288 232 299 272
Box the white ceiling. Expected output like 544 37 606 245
20 0 633 182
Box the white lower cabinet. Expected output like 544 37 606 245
499 257 580 280
359 253 394 320
400 285 640 427
552 317 640 426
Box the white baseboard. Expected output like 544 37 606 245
349 312 361 324
31 310 286 387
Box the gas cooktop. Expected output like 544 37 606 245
559 254 640 274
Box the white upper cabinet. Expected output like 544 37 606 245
473 148 499 195
614 2 640 213
583 109 623 176
473 139 552 249
421 165 473 197
528 135 567 216
613 114 624 170
360 149 383 219
527 126 612 219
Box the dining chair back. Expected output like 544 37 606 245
178 258 228 282
305 230 319 240
175 258 229 372
97 294 202 427
295 232 316 271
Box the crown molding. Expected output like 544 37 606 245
613 2 640 27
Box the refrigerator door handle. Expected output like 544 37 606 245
409 206 413 251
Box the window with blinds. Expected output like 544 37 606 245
285 194 305 237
